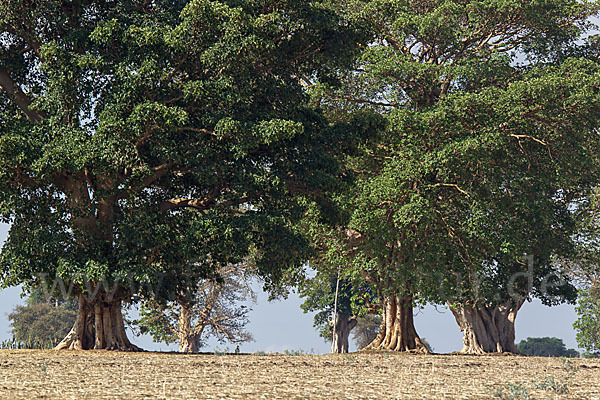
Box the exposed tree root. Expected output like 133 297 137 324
55 294 141 351
363 295 430 353
449 300 524 354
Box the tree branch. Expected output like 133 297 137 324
177 127 218 136
117 162 179 200
6 166 42 188
0 69 45 122
159 194 215 212
333 96 399 108
159 192 246 213
508 134 548 146
433 183 470 197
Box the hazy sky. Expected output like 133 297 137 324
0 222 582 354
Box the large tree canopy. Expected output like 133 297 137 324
309 0 600 353
0 0 361 350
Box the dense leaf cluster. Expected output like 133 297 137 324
303 0 600 317
0 1 361 303
516 337 579 357
1 1 600 352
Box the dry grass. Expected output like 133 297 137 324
0 350 599 399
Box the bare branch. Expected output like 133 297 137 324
159 189 246 213
433 183 470 197
508 134 548 146
333 96 399 108
177 127 218 136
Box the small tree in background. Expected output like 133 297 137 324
571 253 600 357
133 264 255 353
301 274 356 353
8 287 77 348
574 292 600 357
563 188 600 356
352 314 381 350
300 264 377 353
516 337 579 358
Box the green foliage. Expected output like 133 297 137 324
534 358 580 396
24 285 78 311
516 337 579 358
535 376 569 395
283 349 306 356
8 303 77 348
314 0 600 318
3 0 600 354
489 383 530 400
568 189 600 354
297 201 379 341
6 286 78 349
574 290 600 354
300 271 373 340
0 1 363 318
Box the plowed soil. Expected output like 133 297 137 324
0 350 599 399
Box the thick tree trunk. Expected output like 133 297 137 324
364 295 429 353
179 335 199 353
178 303 200 353
449 300 524 354
330 313 357 353
55 294 140 351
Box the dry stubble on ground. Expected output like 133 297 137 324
0 350 599 399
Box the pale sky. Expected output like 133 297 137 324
0 222 582 354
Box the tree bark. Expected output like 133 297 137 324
330 313 357 353
0 69 46 122
55 294 140 351
364 295 429 353
178 303 200 353
449 300 524 354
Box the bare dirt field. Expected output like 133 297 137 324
0 350 599 399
